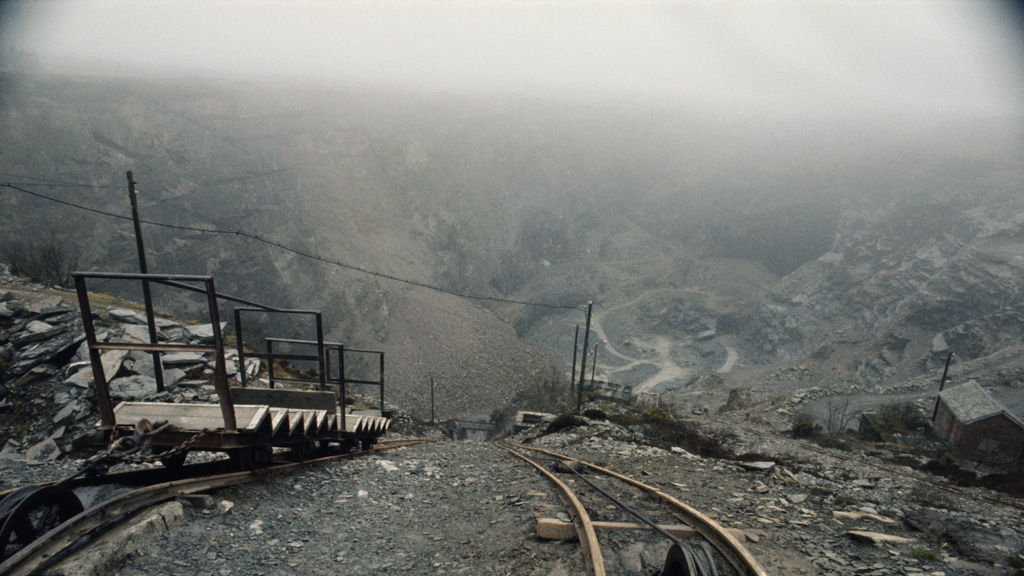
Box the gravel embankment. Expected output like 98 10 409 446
10 427 1023 576
112 441 586 576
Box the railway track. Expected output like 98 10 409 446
0 438 433 576
498 442 768 576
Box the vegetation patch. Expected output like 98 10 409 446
0 233 81 288
546 414 587 434
866 401 928 441
910 548 941 562
791 419 821 438
831 494 860 508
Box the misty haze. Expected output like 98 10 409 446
1 1 1024 574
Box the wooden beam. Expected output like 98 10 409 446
537 518 747 542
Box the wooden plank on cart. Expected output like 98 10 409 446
230 387 336 411
302 409 317 435
345 414 364 433
313 410 329 434
286 409 305 436
269 408 289 437
111 402 269 433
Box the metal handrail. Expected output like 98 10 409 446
233 307 326 392
71 272 237 433
72 271 388 438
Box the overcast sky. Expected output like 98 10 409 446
1 1 1022 118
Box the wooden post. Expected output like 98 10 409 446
74 275 115 430
576 302 593 414
205 277 236 432
430 375 436 423
266 339 274 389
126 171 165 392
339 345 347 433
379 352 385 413
315 313 326 391
233 307 248 388
590 344 599 387
570 325 579 397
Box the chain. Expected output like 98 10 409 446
56 422 212 483
117 429 209 464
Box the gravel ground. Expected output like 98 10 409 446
7 421 1024 576
527 425 1024 576
111 441 587 576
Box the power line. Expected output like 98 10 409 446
1 183 224 233
1 182 582 311
0 172 121 190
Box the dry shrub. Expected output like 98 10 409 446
645 418 735 459
546 414 587 434
1 233 81 288
792 419 821 438
642 407 673 426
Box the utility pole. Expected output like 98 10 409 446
570 325 579 397
127 171 165 392
931 351 954 421
590 344 599 387
576 302 593 414
430 375 435 424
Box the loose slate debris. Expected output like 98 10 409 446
904 507 1024 565
846 530 916 545
739 461 776 472
0 278 229 460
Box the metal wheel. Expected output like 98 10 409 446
0 486 84 562
662 542 719 576
229 446 272 471
252 445 272 467
290 441 315 461
229 447 254 471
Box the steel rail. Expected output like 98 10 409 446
0 438 421 500
0 439 434 576
496 444 605 576
509 443 768 576
0 459 233 500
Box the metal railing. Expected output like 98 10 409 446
72 272 237 432
233 308 326 391
73 271 388 437
257 338 387 432
340 348 386 416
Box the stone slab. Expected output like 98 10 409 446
48 501 189 576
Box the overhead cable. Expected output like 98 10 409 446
1 182 581 311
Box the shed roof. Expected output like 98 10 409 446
940 381 1024 429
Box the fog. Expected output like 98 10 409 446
2 1 1024 414
2 0 1023 120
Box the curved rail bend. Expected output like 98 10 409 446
0 439 434 576
504 442 768 576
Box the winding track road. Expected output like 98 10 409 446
587 291 739 393
587 292 689 394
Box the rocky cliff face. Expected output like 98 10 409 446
764 192 1024 388
2 72 1022 414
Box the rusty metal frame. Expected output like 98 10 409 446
263 337 344 388
341 347 385 414
260 337 346 431
71 272 236 433
233 308 326 391
257 339 387 426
